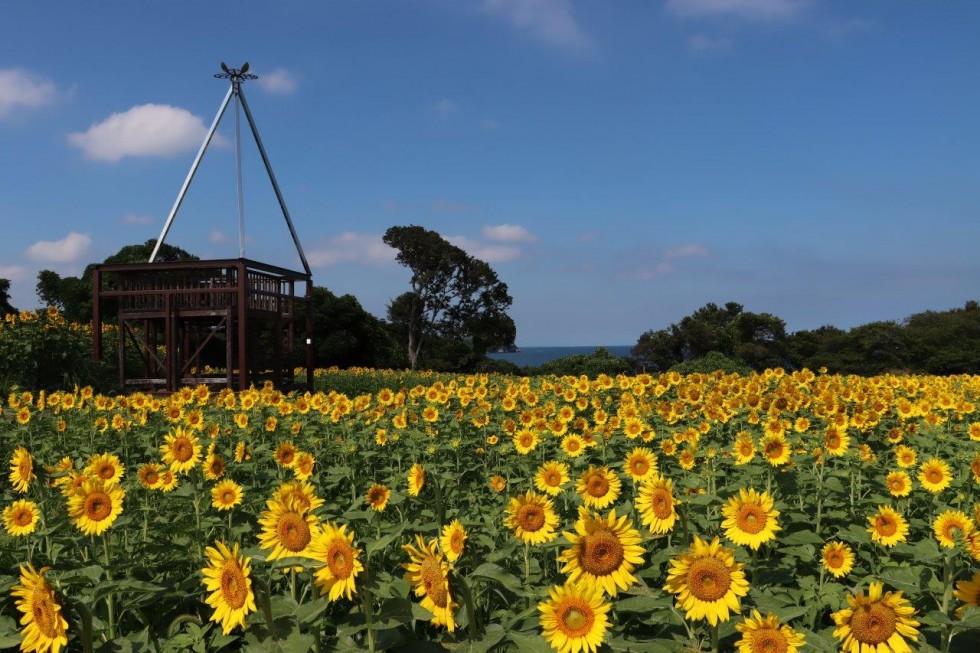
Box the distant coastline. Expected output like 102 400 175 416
486 345 632 368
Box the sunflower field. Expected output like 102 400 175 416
2 368 980 652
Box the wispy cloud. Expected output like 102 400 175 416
618 261 674 281
665 243 710 259
482 224 537 243
434 98 458 120
432 200 482 213
210 229 229 244
824 18 874 39
482 0 595 55
122 213 155 225
68 104 220 162
0 265 26 281
447 235 522 263
687 33 733 53
307 233 396 267
577 230 602 243
0 68 57 118
618 243 710 280
257 68 298 95
482 118 501 130
665 0 810 21
25 232 92 263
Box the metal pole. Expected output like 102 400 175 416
149 85 234 263
237 87 312 276
235 94 246 258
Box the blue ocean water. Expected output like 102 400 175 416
486 345 633 369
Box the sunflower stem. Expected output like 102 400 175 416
710 622 719 653
362 578 376 653
940 555 954 653
103 534 115 640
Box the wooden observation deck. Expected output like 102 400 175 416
93 259 312 392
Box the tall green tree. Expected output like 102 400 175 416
383 225 515 370
0 279 16 316
308 286 401 368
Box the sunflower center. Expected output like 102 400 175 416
450 531 465 553
517 504 546 532
145 470 160 485
173 440 193 462
519 435 533 447
751 627 789 653
739 443 753 456
687 557 733 602
579 529 625 576
926 469 942 483
97 464 115 479
736 504 767 534
420 556 445 601
567 440 580 452
31 589 59 638
220 562 248 610
825 551 843 568
651 488 674 519
850 601 897 645
85 492 112 521
221 491 236 504
15 509 33 526
630 458 649 475
559 603 595 637
587 475 610 497
764 442 783 457
544 471 561 486
875 516 897 536
277 513 312 552
327 541 354 579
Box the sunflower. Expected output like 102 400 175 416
402 535 456 632
932 510 974 548
538 580 611 653
9 446 34 493
43 456 74 489
402 463 425 497
292 452 315 480
894 445 916 468
821 541 855 579
158 470 179 492
366 484 391 512
160 426 202 473
201 540 257 635
489 475 507 493
513 428 539 455
623 447 657 482
664 536 750 625
867 506 909 548
257 498 319 561
203 454 225 481
3 499 40 537
918 458 952 493
561 434 586 458
721 488 781 551
439 519 468 562
576 466 622 510
736 611 806 653
635 474 679 535
310 522 363 602
11 564 69 653
535 461 570 496
137 463 163 489
560 507 645 597
759 433 791 466
211 479 244 511
823 427 850 456
85 452 126 486
954 571 980 619
274 440 298 467
67 478 125 536
732 436 756 465
273 480 325 513
505 491 560 545
832 582 919 653
884 470 912 498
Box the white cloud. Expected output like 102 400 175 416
0 265 26 281
434 98 458 119
210 229 229 244
0 68 57 118
25 232 92 263
688 33 734 53
307 233 396 267
665 0 809 21
257 68 298 95
122 213 155 225
482 224 537 243
447 235 522 263
483 0 595 55
665 244 709 259
68 104 218 162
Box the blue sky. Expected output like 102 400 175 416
1 1 977 346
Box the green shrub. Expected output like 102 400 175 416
670 351 751 376
527 347 634 378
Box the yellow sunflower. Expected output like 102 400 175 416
918 458 952 493
561 434 586 458
505 491 560 545
234 441 251 462
664 536 750 625
535 461 570 496
292 452 315 480
366 483 391 512
203 454 225 481
407 463 426 497
635 474 679 535
832 582 919 653
402 535 456 632
894 445 917 468
84 452 124 486
821 541 855 579
257 498 319 561
137 463 163 489
884 470 912 498
576 466 622 510
867 506 909 548
823 427 850 456
310 522 363 602
759 433 791 467
954 571 980 619
721 488 781 551
932 510 974 548
440 519 467 563
11 564 69 653
274 440 298 467
736 611 806 653
623 447 657 482
67 478 125 536
9 446 34 493
160 426 202 473
201 540 257 635
273 480 325 514
211 479 244 511
44 456 74 489
3 499 40 537
158 470 179 492
489 475 507 493
732 436 755 465
538 579 611 653
513 428 539 455
560 507 645 597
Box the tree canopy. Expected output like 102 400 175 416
0 279 16 317
383 225 515 370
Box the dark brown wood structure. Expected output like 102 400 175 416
93 259 313 392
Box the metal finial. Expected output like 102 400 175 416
214 62 257 94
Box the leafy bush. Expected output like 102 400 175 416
670 350 751 376
527 347 634 378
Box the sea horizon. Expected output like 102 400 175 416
486 344 633 368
